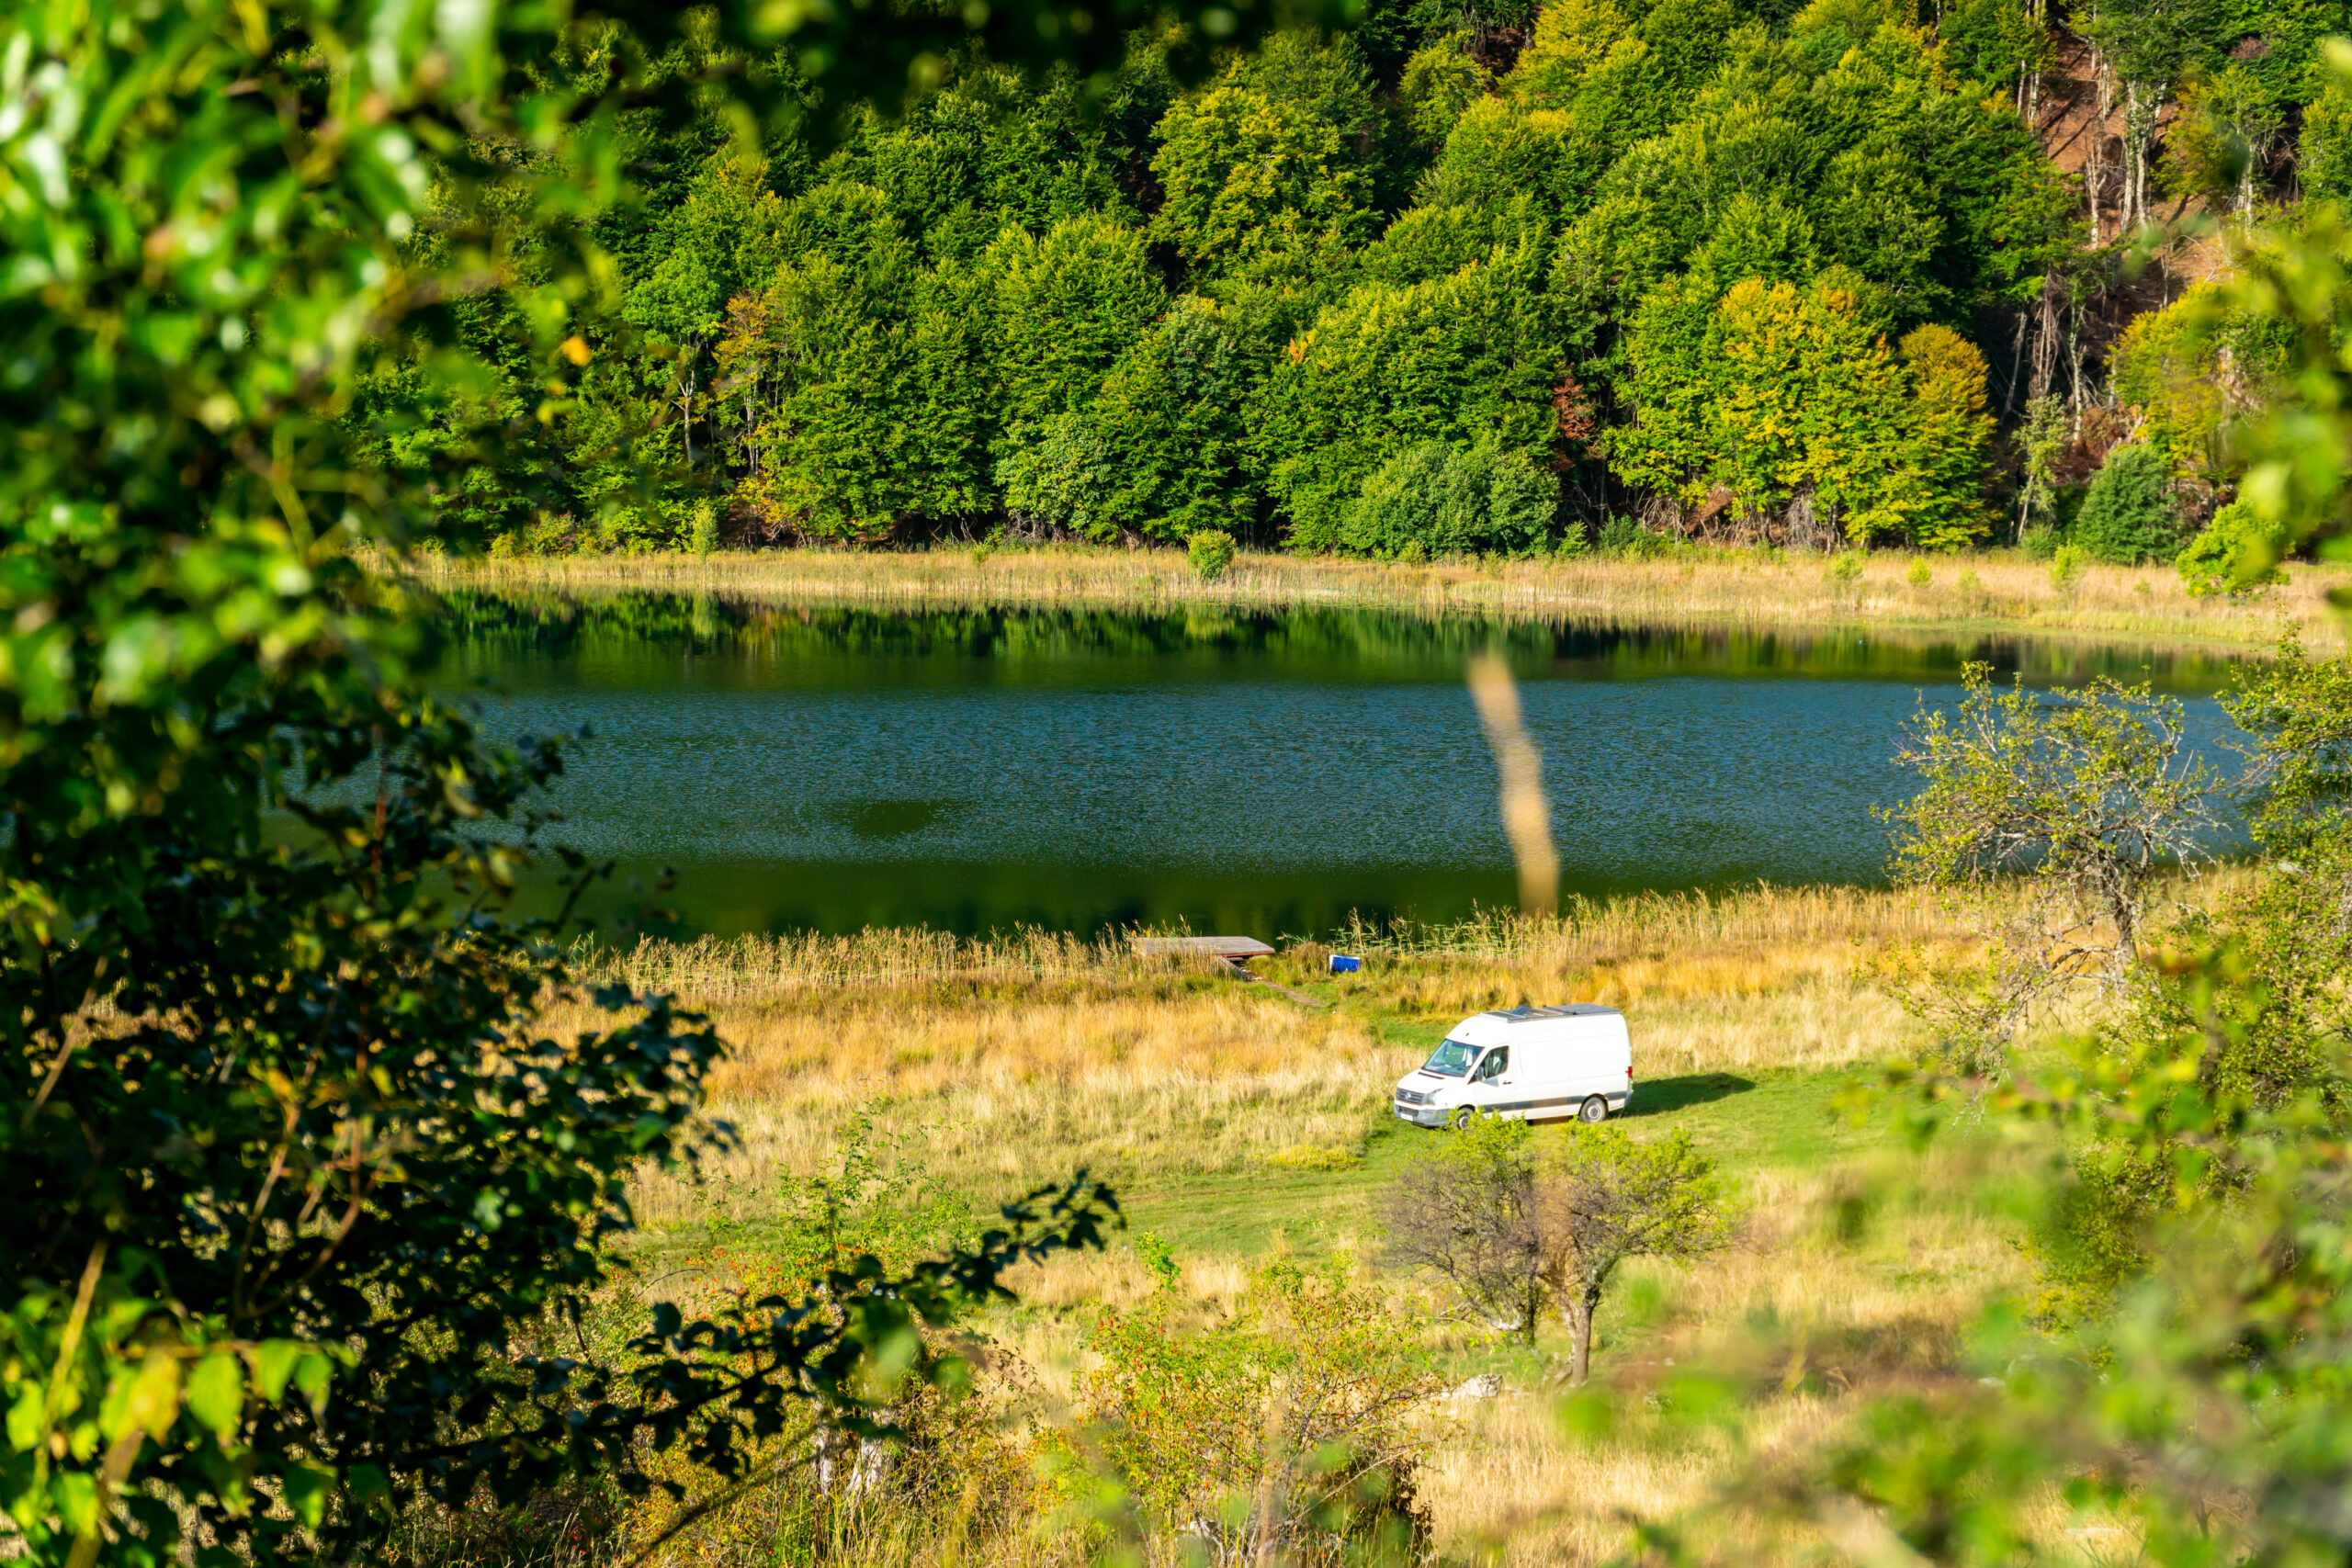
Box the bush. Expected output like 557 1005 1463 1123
1339 437 1555 558
2073 444 2182 564
1599 514 1677 558
1188 527 1238 580
1056 1259 1443 1562
2177 500 2288 596
688 500 719 557
2051 542 2089 595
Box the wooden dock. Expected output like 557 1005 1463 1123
1129 935 1325 1008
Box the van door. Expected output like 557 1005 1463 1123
1509 1038 1571 1122
1462 1046 1512 1117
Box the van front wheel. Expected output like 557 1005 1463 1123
1577 1096 1609 1124
1450 1106 1475 1131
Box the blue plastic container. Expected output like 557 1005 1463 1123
1328 953 1363 974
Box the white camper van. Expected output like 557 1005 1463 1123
1393 1004 1633 1130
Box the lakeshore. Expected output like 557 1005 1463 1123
415 544 2352 658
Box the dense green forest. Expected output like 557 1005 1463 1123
380 0 2351 565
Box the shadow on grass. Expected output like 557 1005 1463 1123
1623 1072 1757 1117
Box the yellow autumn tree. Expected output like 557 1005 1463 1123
1613 276 1993 547
1897 324 1996 550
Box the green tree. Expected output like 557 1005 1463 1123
2177 498 2290 595
1147 37 1384 283
1423 97 1611 221
1612 275 1975 546
995 412 1120 538
2074 442 2182 564
624 148 796 468
1088 295 1261 541
985 214 1167 434
1896 323 1996 551
1939 0 2057 98
1883 663 2222 1073
2301 62 2352 202
1383 1114 1554 1343
1339 438 1556 558
1396 31 1493 149
2013 393 2069 541
718 219 994 540
841 66 1132 265
1542 1128 1735 1386
2161 62 2286 223
1187 528 1238 579
1061 1261 1443 1562
1255 241 1568 550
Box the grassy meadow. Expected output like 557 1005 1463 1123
421 543 2350 656
525 884 2125 1566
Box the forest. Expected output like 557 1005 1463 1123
379 0 2348 572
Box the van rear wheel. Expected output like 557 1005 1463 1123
1577 1096 1609 1124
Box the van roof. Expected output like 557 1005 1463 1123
1481 1003 1623 1021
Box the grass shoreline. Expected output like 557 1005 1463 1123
416 543 2349 656
570 882 2067 1563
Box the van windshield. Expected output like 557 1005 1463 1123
1421 1040 1479 1077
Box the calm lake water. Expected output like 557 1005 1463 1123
435 592 2248 939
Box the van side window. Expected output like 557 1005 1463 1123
1479 1047 1508 1081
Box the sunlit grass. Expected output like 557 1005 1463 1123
416 542 2349 655
547 877 2221 1565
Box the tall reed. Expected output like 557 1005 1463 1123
415 545 2348 656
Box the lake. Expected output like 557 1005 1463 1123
435 591 2248 939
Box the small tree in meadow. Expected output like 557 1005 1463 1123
2177 500 2288 597
1382 1114 1551 1342
1883 662 2221 1075
1542 1128 1734 1386
1385 1118 1733 1382
1062 1260 1443 1563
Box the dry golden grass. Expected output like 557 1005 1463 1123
560 880 2204 1565
622 985 1402 1225
418 543 2348 656
571 886 1965 1223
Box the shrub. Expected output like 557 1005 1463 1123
688 500 720 557
2177 500 2288 596
1599 514 1676 558
2074 444 2182 564
2051 542 2088 595
1188 527 1238 580
1057 1259 1443 1562
1339 438 1555 558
